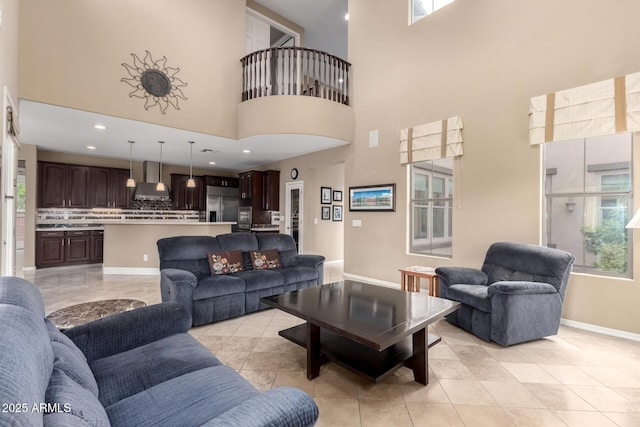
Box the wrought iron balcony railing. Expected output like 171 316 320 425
241 47 351 105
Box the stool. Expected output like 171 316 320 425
399 266 439 296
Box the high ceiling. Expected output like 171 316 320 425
19 1 349 172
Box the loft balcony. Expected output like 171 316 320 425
237 47 354 143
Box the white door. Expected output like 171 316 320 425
285 181 304 253
246 12 270 54
2 87 19 276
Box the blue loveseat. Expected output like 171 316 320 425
436 242 575 346
158 233 325 326
0 276 319 426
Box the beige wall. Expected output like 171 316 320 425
0 0 19 98
261 145 349 261
19 0 245 138
347 0 640 334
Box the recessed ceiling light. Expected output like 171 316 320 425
94 124 106 130
86 145 96 150
243 149 251 154
209 161 216 165
344 13 349 21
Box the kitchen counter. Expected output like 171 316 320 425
250 227 280 232
102 222 234 274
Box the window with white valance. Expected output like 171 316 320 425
529 72 640 145
399 116 464 164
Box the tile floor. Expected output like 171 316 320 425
20 263 640 427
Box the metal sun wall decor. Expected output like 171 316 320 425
121 50 188 114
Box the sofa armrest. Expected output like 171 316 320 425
201 387 319 427
488 281 558 296
63 301 191 363
435 267 488 286
291 254 325 269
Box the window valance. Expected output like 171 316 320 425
529 72 640 145
400 116 464 164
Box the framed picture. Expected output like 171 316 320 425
321 206 331 220
332 205 343 221
321 187 332 204
349 184 396 212
333 190 342 202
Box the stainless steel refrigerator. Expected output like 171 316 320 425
206 186 239 225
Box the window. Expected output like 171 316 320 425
544 133 632 277
409 158 453 256
410 0 454 24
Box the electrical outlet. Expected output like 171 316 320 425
352 219 362 227
143 254 148 262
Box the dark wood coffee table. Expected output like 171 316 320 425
261 280 459 385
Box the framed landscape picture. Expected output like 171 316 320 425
349 184 396 212
321 206 331 220
321 187 332 204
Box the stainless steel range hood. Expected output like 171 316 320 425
132 161 171 201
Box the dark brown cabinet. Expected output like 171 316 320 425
262 170 280 211
171 174 204 210
239 171 263 207
90 167 131 208
36 229 98 268
38 162 130 209
204 175 239 188
38 162 90 208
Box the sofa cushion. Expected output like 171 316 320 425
158 236 221 279
208 250 244 275
278 266 319 286
105 365 259 427
256 234 298 267
43 368 110 427
250 249 282 270
194 275 246 300
447 284 492 313
91 333 223 407
45 319 99 397
233 269 284 292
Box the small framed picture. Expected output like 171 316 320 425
332 205 343 221
321 187 332 204
333 190 342 202
321 206 331 220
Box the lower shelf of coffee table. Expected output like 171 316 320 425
279 323 441 383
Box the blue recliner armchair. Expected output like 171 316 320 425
435 242 575 346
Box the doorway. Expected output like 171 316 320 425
285 181 304 253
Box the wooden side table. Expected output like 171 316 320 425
399 266 440 296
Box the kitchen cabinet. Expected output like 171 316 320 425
171 174 204 210
36 230 97 268
204 175 239 188
38 162 91 208
262 170 280 211
91 230 104 263
239 171 263 207
90 167 131 208
38 162 130 209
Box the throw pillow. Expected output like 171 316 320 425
207 251 244 275
251 249 282 270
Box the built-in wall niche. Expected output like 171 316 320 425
246 9 300 54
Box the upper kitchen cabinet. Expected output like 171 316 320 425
239 171 263 207
262 170 280 211
38 161 130 209
171 174 204 210
204 175 239 188
38 162 90 208
90 167 131 208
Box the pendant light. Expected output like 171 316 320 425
187 141 196 188
126 140 136 188
156 141 166 191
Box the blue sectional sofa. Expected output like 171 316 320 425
158 233 325 326
0 276 318 426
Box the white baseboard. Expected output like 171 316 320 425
345 272 640 342
103 267 160 276
324 259 344 266
22 266 36 271
560 318 640 342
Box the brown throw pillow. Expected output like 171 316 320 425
250 249 282 270
208 251 244 275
